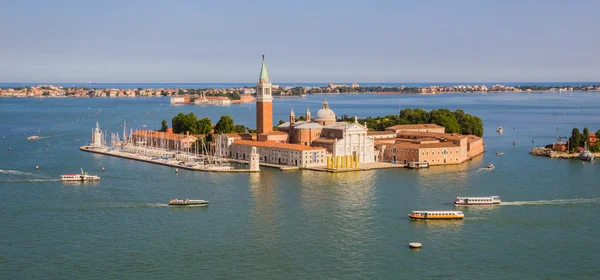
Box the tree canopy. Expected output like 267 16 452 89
160 120 168 132
214 115 235 134
171 112 212 135
338 108 484 136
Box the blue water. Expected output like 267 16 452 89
1 82 600 89
1 92 599 279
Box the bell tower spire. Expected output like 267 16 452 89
256 55 273 135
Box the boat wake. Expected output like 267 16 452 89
500 198 599 206
0 169 37 176
0 179 60 183
101 202 170 208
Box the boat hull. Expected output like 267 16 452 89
454 202 500 206
168 203 208 206
408 215 463 220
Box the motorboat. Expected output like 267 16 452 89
168 199 209 206
455 196 501 206
486 163 495 170
27 135 40 141
496 127 503 133
496 152 504 156
61 169 100 181
408 211 464 220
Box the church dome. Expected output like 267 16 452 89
315 100 335 121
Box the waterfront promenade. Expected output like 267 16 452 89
80 145 258 173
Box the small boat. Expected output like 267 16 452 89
579 143 594 161
27 135 40 141
408 211 464 220
409 242 422 249
496 152 504 156
496 127 503 133
455 196 501 206
61 169 100 182
486 163 495 170
168 199 209 206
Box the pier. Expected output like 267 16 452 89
80 146 258 173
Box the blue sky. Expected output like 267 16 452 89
0 0 598 83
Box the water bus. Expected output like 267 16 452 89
27 135 40 140
455 196 501 206
61 169 101 182
168 199 209 206
408 211 464 220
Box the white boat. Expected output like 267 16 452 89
455 196 501 206
27 135 40 140
579 143 594 161
496 127 503 133
168 199 209 206
61 169 101 182
486 163 495 170
408 211 464 220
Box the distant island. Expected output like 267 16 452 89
1 83 599 98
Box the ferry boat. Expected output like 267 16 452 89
61 169 101 182
408 211 464 220
168 199 209 206
27 135 40 140
455 196 501 206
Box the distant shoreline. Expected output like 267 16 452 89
1 89 598 99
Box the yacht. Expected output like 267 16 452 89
579 143 594 161
27 135 40 140
455 196 501 206
168 199 209 206
408 211 464 220
61 169 101 181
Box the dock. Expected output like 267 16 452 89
80 146 258 173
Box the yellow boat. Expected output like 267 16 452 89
408 211 464 220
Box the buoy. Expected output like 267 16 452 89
52 127 54 130
75 138 78 142
513 141 516 146
409 242 422 249
102 167 105 171
46 143 50 147
2 136 5 140
8 147 11 151
38 130 40 133
175 168 179 173
36 165 39 170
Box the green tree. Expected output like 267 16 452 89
172 112 204 134
583 127 590 148
429 109 461 133
160 120 168 132
569 128 582 151
196 118 212 134
278 120 285 125
214 115 235 134
234 125 247 133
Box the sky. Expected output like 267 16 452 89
0 0 599 83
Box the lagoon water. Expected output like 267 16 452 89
1 92 599 279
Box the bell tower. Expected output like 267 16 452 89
256 55 273 135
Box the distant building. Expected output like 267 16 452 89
385 124 445 134
131 130 197 150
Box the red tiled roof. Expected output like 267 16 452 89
232 140 325 151
387 124 444 130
